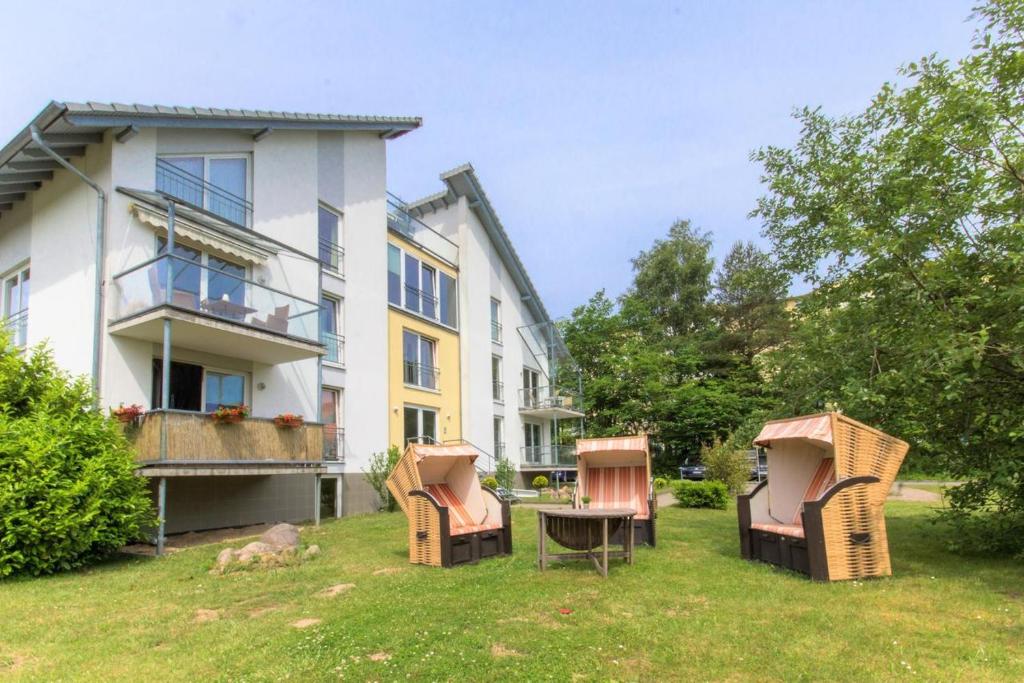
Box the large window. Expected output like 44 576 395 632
157 155 249 226
523 368 540 408
156 238 248 318
320 295 343 364
387 243 457 329
204 371 245 412
3 266 29 348
492 355 503 402
403 330 437 390
524 422 542 463
493 416 504 460
322 388 342 461
404 405 437 445
318 205 343 274
490 298 502 342
387 244 402 306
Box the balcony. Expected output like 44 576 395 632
2 309 27 348
519 386 585 419
109 254 323 364
521 444 578 469
128 410 326 475
155 158 252 228
321 330 345 365
387 192 459 265
318 238 344 277
403 360 439 391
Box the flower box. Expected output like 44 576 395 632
210 405 249 424
273 413 305 429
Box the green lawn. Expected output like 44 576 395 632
2 501 1023 681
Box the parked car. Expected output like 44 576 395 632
749 462 768 481
496 487 521 503
679 460 706 480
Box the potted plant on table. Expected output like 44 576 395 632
273 413 304 429
210 404 249 424
581 495 592 510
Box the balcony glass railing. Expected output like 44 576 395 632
387 192 459 264
521 444 577 467
2 309 27 348
318 238 344 276
155 159 252 228
323 426 345 462
403 360 439 390
111 254 321 343
519 385 582 413
321 331 345 365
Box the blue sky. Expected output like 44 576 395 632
1 1 977 317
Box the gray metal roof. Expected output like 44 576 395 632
0 100 422 220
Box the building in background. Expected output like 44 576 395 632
0 101 581 545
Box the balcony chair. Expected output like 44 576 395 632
573 435 656 546
737 412 909 581
251 305 290 333
147 266 198 310
386 443 512 568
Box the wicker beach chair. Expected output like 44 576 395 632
737 412 909 581
386 443 512 568
573 435 656 546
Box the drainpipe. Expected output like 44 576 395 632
29 125 107 400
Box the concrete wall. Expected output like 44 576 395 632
152 474 317 535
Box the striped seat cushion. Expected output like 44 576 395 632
586 466 650 520
792 458 836 524
423 484 502 536
751 522 805 539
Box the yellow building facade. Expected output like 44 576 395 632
386 236 462 449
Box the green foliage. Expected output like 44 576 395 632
562 225 788 475
495 457 516 492
0 335 152 577
752 0 1024 553
532 475 549 490
480 476 499 490
672 480 729 510
701 439 750 495
365 445 402 512
653 476 669 490
581 495 592 504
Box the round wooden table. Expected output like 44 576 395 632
537 507 636 577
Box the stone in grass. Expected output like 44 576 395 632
237 542 276 563
291 618 322 629
260 523 300 550
303 544 321 560
317 583 355 598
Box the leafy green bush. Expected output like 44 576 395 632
495 457 516 492
672 480 729 510
364 445 401 512
702 439 750 495
0 336 152 577
653 476 669 490
532 475 549 490
481 476 499 490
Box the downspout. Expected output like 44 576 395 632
29 125 107 400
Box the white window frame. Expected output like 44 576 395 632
321 294 344 366
155 237 250 306
402 329 438 391
493 415 504 460
490 298 502 343
157 153 252 222
404 404 438 444
491 354 503 403
318 202 344 274
202 367 249 412
3 264 30 317
387 242 458 330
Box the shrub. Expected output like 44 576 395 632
672 480 729 510
495 457 516 492
702 439 750 495
653 476 669 490
0 336 153 577
532 475 549 491
481 476 499 490
364 445 401 512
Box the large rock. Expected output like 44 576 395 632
260 523 300 550
237 541 276 563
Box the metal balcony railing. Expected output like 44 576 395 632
403 360 439 390
404 283 439 320
519 385 582 412
321 331 345 365
323 427 345 462
318 238 344 276
492 380 504 402
521 444 577 467
111 254 321 343
155 158 252 228
490 319 502 343
387 192 459 264
2 309 27 348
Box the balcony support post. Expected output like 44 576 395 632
159 202 175 464
156 476 167 556
314 474 322 526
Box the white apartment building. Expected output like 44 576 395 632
0 101 582 546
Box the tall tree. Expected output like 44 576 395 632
713 241 791 359
752 0 1024 553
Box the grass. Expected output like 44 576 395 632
2 502 1023 681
